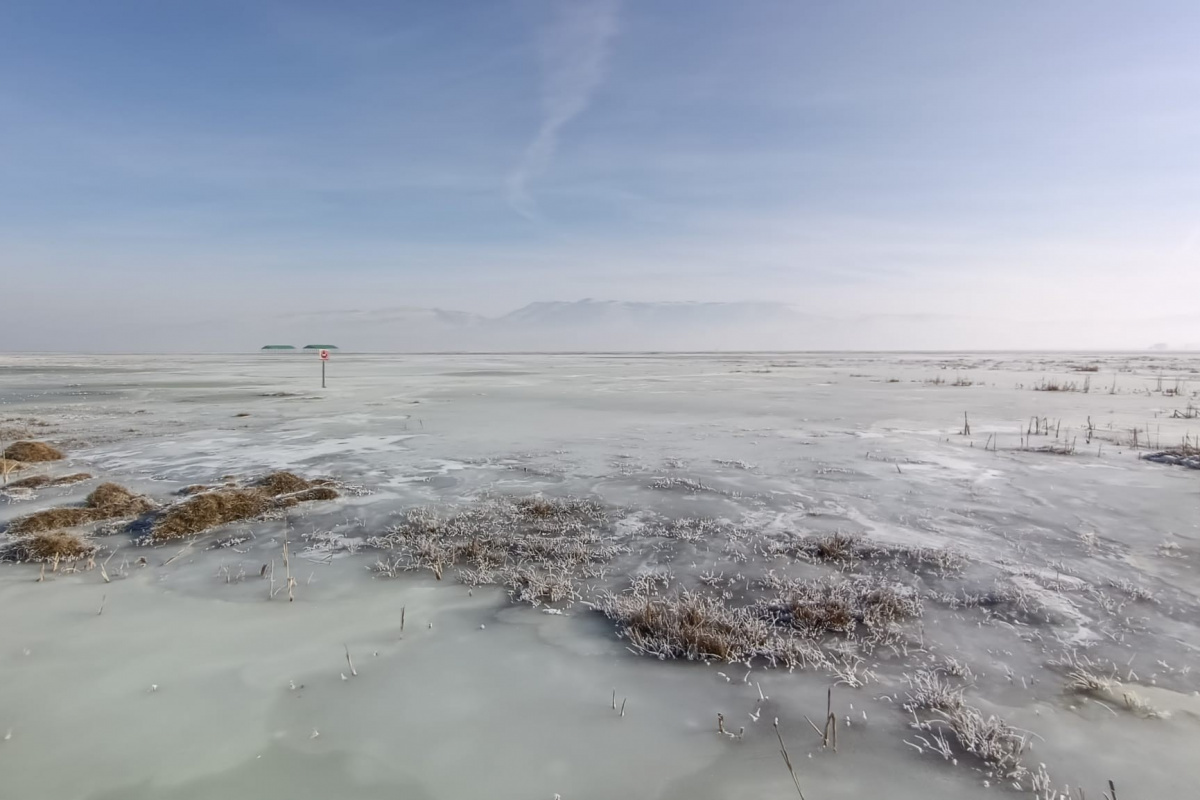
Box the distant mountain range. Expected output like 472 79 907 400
249 300 1200 352
261 300 1013 351
11 298 1196 352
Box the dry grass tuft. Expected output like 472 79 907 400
904 668 966 711
151 489 274 540
10 531 97 562
809 532 859 563
2 441 65 462
936 705 1029 778
1 458 28 475
281 486 340 504
8 483 154 534
766 577 923 642
7 473 92 489
87 483 155 516
9 508 95 533
371 496 620 606
257 471 314 496
597 572 921 672
600 589 817 665
150 473 339 540
778 532 967 576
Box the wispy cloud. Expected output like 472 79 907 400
507 0 620 221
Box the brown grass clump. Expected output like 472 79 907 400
780 533 967 576
1 458 27 475
257 471 315 496
14 531 97 562
9 508 95 533
151 489 274 540
810 532 860 563
598 587 827 668
3 441 65 462
282 486 340 504
150 475 339 540
87 483 155 516
7 473 92 489
515 497 563 519
7 482 154 534
612 591 773 662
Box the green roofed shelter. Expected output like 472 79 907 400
302 344 339 350
261 345 296 350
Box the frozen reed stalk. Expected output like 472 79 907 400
344 644 357 677
804 688 838 750
773 718 807 799
620 698 627 717
401 606 406 632
282 524 296 602
612 689 616 710
717 713 726 734
97 594 106 616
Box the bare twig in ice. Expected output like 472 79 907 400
773 718 807 799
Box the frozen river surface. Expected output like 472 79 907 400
1 352 1198 799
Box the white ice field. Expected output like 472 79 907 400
1 351 1198 800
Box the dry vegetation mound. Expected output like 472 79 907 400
8 483 154 534
257 471 314 496
7 531 97 563
596 572 923 672
768 531 968 576
10 508 96 532
152 489 273 540
87 483 154 515
7 473 93 490
3 441 65 462
1 459 27 475
283 486 340 504
370 496 618 592
1145 443 1200 469
150 472 339 541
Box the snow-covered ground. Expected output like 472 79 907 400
1 352 1198 799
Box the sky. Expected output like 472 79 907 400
2 0 1199 351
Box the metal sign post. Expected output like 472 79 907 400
319 349 330 388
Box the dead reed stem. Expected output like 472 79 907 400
773 718 807 799
344 644 357 677
283 524 296 602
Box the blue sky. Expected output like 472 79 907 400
2 1 1198 349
